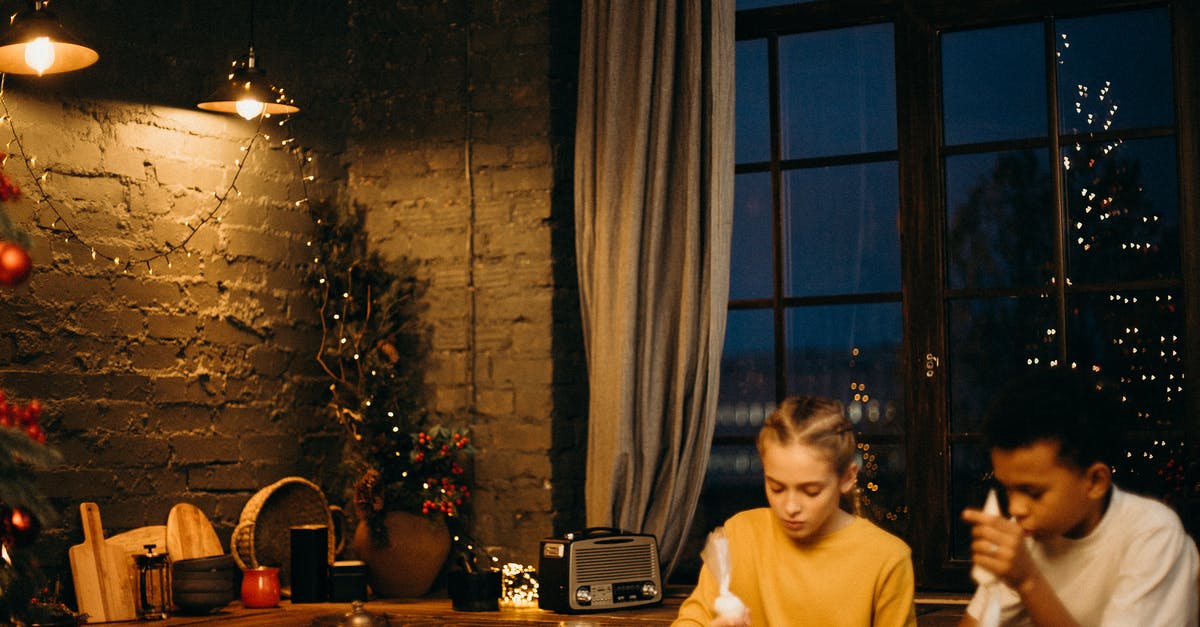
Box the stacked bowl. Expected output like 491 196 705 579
171 554 237 614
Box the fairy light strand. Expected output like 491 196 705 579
279 119 352 389
0 72 273 273
282 119 360 393
278 117 381 441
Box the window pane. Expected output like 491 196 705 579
1063 137 1180 284
1057 8 1173 135
784 303 903 438
738 0 813 9
948 296 1058 433
720 308 776 409
942 23 1047 145
705 445 763 488
784 162 899 297
779 24 896 159
950 441 993 560
858 442 909 538
731 172 774 300
714 399 772 440
945 149 1053 290
1066 289 1184 431
1115 433 1191 504
736 39 770 165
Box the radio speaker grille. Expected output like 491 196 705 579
573 543 657 582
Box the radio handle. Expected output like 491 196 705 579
573 526 627 538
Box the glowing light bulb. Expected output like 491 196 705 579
236 99 265 120
24 37 54 75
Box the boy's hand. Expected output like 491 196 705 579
961 507 1037 590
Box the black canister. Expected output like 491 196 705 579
290 524 329 603
330 560 368 602
448 569 501 611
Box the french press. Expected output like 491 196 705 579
135 544 170 620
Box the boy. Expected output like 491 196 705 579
960 368 1199 626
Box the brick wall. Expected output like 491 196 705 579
0 0 583 593
343 1 586 562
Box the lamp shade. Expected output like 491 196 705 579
0 8 98 75
197 49 298 119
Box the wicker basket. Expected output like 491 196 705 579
231 477 345 587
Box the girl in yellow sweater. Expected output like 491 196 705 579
674 396 917 627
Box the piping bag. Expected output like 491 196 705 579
700 527 746 620
971 489 1004 627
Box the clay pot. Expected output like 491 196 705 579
352 512 450 598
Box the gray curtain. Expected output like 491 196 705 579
574 0 735 575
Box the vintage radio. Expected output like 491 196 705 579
537 527 663 613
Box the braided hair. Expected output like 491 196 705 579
757 396 862 515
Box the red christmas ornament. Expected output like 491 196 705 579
6 505 41 547
0 154 19 201
0 240 31 287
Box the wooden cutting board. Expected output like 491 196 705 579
166 503 223 561
107 525 168 556
68 502 138 622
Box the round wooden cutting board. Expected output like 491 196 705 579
166 502 224 561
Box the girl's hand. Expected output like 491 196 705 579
710 607 751 627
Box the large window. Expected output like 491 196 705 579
690 0 1200 588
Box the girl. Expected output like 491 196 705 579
674 396 917 626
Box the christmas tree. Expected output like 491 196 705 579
0 152 73 625
0 394 62 624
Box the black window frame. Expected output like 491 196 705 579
726 0 1200 589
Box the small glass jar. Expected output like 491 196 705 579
135 544 169 620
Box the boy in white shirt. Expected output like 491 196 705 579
960 368 1198 627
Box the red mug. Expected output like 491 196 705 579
241 566 281 608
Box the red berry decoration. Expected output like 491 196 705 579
7 506 41 547
25 422 44 443
0 394 46 441
0 240 32 287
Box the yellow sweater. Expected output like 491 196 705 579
674 509 917 626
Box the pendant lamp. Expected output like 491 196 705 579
0 1 98 76
197 1 297 119
197 48 298 119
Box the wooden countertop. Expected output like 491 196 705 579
96 595 965 626
108 597 679 626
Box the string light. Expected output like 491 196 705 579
0 83 278 274
500 562 539 608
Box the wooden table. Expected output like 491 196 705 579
109 597 679 626
99 594 965 626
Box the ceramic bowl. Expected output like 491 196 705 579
171 554 237 614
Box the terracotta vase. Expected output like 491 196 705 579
240 566 281 608
352 511 451 598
